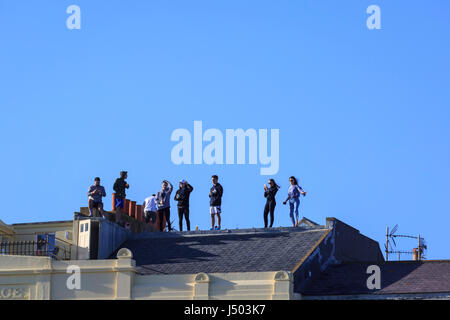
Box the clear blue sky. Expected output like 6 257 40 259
1 1 449 260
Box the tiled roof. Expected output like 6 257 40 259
301 260 450 296
115 227 329 275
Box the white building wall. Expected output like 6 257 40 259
0 249 295 300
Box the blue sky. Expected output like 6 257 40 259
0 1 449 260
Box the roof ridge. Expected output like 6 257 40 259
11 220 73 226
130 226 327 240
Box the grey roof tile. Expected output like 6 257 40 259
114 227 328 275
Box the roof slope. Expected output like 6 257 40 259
115 227 329 275
0 219 14 236
301 260 450 296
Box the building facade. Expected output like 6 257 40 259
1 216 448 300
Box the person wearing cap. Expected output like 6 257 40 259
155 180 173 231
174 180 194 232
113 171 129 225
87 177 106 218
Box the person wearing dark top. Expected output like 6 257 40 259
174 179 194 232
113 171 129 224
87 177 106 218
155 180 173 231
209 175 223 230
263 179 279 228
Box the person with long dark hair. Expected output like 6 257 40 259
283 176 306 227
263 179 279 228
209 175 223 230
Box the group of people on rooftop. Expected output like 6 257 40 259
87 171 306 232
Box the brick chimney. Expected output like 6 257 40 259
124 199 130 215
112 193 116 211
136 204 143 222
129 201 136 218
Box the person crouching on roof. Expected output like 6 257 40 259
87 177 106 218
143 193 157 232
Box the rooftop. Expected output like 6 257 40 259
114 225 329 275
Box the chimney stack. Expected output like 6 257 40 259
112 193 116 211
129 201 136 218
125 199 130 215
136 204 143 222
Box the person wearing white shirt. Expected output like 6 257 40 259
143 194 157 227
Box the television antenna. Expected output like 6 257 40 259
385 225 427 261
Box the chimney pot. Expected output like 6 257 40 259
112 193 116 211
129 201 136 218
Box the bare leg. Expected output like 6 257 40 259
211 214 215 229
88 199 94 217
217 213 221 228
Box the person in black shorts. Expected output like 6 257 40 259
209 175 223 230
87 177 106 218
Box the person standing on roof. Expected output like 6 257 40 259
174 180 194 232
87 177 106 218
143 193 157 231
209 175 223 230
283 176 306 227
263 179 279 228
155 180 173 232
113 171 129 225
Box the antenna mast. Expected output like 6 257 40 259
385 225 426 261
